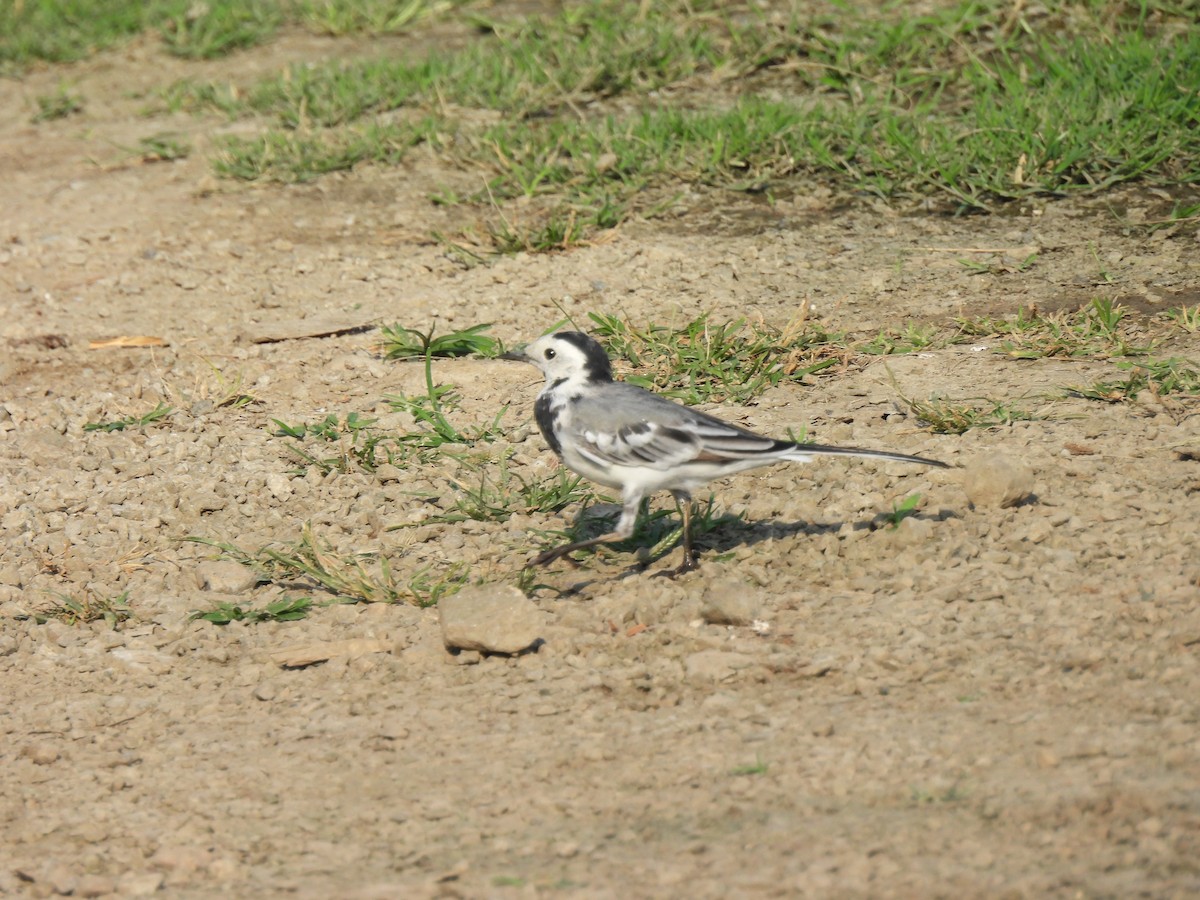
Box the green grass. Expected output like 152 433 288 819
858 324 941 356
295 0 461 36
159 0 283 60
12 1 1197 250
271 411 406 474
886 493 923 529
464 27 1200 223
135 132 192 162
214 119 443 182
729 757 769 777
165 2 744 125
887 298 1200 420
535 495 743 568
956 297 1155 359
898 396 1046 435
187 524 467 607
37 591 132 628
272 325 507 474
138 1 1200 250
1167 305 1200 334
0 0 464 72
378 322 503 360
1069 356 1200 402
84 402 174 433
587 312 845 404
190 596 312 624
432 459 592 525
2 1 149 70
32 84 84 122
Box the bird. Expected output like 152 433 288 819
503 330 949 575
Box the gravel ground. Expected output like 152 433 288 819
2 27 1199 900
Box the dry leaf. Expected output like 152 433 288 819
89 335 168 349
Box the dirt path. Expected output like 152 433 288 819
2 31 1199 900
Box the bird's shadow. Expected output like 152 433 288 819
529 500 961 593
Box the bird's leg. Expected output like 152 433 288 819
531 490 642 568
670 490 699 576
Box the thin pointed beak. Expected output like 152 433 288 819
500 346 528 361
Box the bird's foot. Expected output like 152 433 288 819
530 545 581 569
661 549 700 579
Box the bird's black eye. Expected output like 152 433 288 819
544 348 556 360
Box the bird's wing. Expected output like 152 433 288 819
569 385 789 470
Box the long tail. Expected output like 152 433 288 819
784 443 950 468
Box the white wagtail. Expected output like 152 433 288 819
504 331 948 574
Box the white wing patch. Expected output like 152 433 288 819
577 422 700 470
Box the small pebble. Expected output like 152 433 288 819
21 742 60 765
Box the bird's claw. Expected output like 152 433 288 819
653 550 699 579
674 556 699 576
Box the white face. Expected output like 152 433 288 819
516 332 612 385
520 334 583 380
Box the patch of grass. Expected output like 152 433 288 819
1069 357 1200 402
486 207 595 255
378 322 502 360
190 596 312 624
1146 200 1200 233
1 1 148 71
273 412 376 442
163 3 1200 248
172 2 743 125
294 0 465 37
729 757 768 777
136 133 192 162
440 19 1199 243
384 339 508 450
187 524 463 606
858 324 940 356
38 591 132 629
214 120 438 183
32 85 84 123
167 358 258 412
159 0 281 59
587 312 845 405
0 0 461 71
956 252 1039 276
273 326 507 473
386 385 507 452
886 493 922 529
1166 305 1200 334
432 458 591 525
84 402 174 433
953 298 1198 407
958 298 1154 360
271 412 404 475
899 396 1044 435
536 495 742 567
406 563 470 607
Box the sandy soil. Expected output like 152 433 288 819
2 24 1199 900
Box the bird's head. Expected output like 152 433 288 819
502 331 614 386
